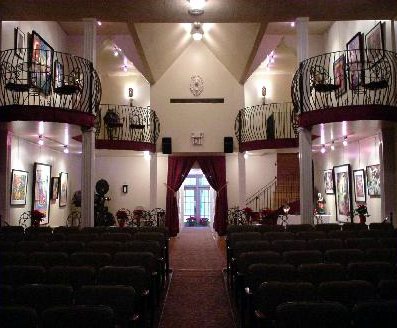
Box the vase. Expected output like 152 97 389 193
118 219 126 228
359 214 366 224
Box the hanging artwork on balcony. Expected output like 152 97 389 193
346 32 364 90
14 27 26 59
32 162 52 225
366 164 381 196
323 169 334 194
59 172 68 207
333 54 347 98
333 164 353 223
10 169 28 205
353 169 366 202
30 30 54 96
365 22 384 64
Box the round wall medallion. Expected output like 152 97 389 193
190 75 204 97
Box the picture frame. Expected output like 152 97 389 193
54 60 64 89
346 32 364 90
365 21 384 64
14 27 26 59
333 54 347 98
366 164 381 196
353 169 366 203
333 164 353 223
32 162 51 225
323 169 334 194
10 169 28 205
51 177 59 200
59 172 68 207
29 30 54 96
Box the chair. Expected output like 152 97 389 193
365 248 397 264
263 232 295 242
347 261 395 284
86 241 125 255
378 280 397 300
352 300 397 328
345 237 380 250
47 241 85 255
285 224 314 233
15 284 73 313
48 266 96 290
283 250 323 266
30 251 69 267
103 109 123 140
0 251 28 265
53 67 82 95
70 252 112 269
295 231 327 240
307 238 344 252
0 305 39 328
0 285 14 306
276 301 350 328
324 248 365 266
100 232 132 242
272 240 307 253
14 240 48 253
314 223 341 233
363 58 390 91
1 265 46 286
41 305 114 328
298 263 346 285
310 65 340 109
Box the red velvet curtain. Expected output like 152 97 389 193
197 156 228 236
165 156 228 237
165 156 196 237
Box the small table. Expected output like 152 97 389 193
313 214 331 225
278 214 289 227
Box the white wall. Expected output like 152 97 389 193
2 21 68 52
9 135 81 227
324 20 394 53
95 152 150 215
151 41 243 153
313 135 382 223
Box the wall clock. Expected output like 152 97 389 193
190 75 204 97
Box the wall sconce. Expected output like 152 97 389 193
191 132 204 145
191 22 204 41
129 88 134 106
262 86 266 104
122 184 128 193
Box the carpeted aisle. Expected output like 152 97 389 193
158 227 235 328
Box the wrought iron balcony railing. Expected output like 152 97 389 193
292 49 397 114
234 102 298 144
96 104 160 144
0 48 101 114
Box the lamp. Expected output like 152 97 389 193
191 22 204 41
188 0 206 15
63 145 69 154
320 144 326 154
128 88 134 106
262 86 266 104
38 135 44 146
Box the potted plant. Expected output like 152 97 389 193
186 217 196 227
354 203 370 224
199 217 209 226
116 209 129 227
31 210 45 227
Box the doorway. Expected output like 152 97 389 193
179 169 214 228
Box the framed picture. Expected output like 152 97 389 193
333 54 347 98
10 169 28 205
51 177 59 200
54 60 64 89
32 162 51 225
346 32 364 90
14 27 26 59
323 169 334 194
59 172 68 207
353 169 366 203
333 164 353 223
366 164 381 196
30 30 54 96
365 22 384 64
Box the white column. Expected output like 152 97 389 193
391 18 396 52
81 127 95 227
149 152 157 209
298 127 313 224
296 17 313 224
0 124 11 226
379 129 396 224
238 152 246 208
81 19 97 227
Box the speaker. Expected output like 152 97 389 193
162 137 172 154
224 137 234 153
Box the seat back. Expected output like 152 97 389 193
48 266 96 290
352 300 397 328
324 248 364 266
0 305 39 328
283 250 323 266
307 238 344 252
298 263 345 285
70 252 112 269
347 261 395 284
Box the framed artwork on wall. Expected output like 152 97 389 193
59 172 68 207
333 164 353 223
323 169 334 194
32 162 51 225
10 169 28 205
14 27 26 59
353 169 366 203
333 54 347 98
30 30 54 96
346 32 364 90
366 164 381 196
51 177 59 200
365 21 384 64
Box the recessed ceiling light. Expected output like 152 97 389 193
188 0 206 15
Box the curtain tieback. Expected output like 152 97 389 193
217 182 228 193
164 183 176 194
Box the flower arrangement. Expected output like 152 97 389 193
31 210 45 227
261 208 272 218
186 217 196 226
354 203 369 216
199 217 209 226
243 207 253 215
116 209 129 227
72 190 81 207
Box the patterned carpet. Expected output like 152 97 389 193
158 227 235 328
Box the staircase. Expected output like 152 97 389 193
246 153 300 211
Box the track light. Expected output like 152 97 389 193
63 145 69 154
320 145 326 154
97 21 102 26
244 152 248 159
188 0 206 15
38 135 44 146
290 21 295 27
331 141 335 151
343 136 348 146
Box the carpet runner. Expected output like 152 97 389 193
158 227 235 328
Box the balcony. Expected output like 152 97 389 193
292 49 397 127
234 102 298 152
0 48 101 127
94 104 160 152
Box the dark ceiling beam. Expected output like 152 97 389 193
239 22 268 84
127 23 155 85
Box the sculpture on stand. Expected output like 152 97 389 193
94 179 115 226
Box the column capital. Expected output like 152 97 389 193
295 17 310 24
81 126 96 134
